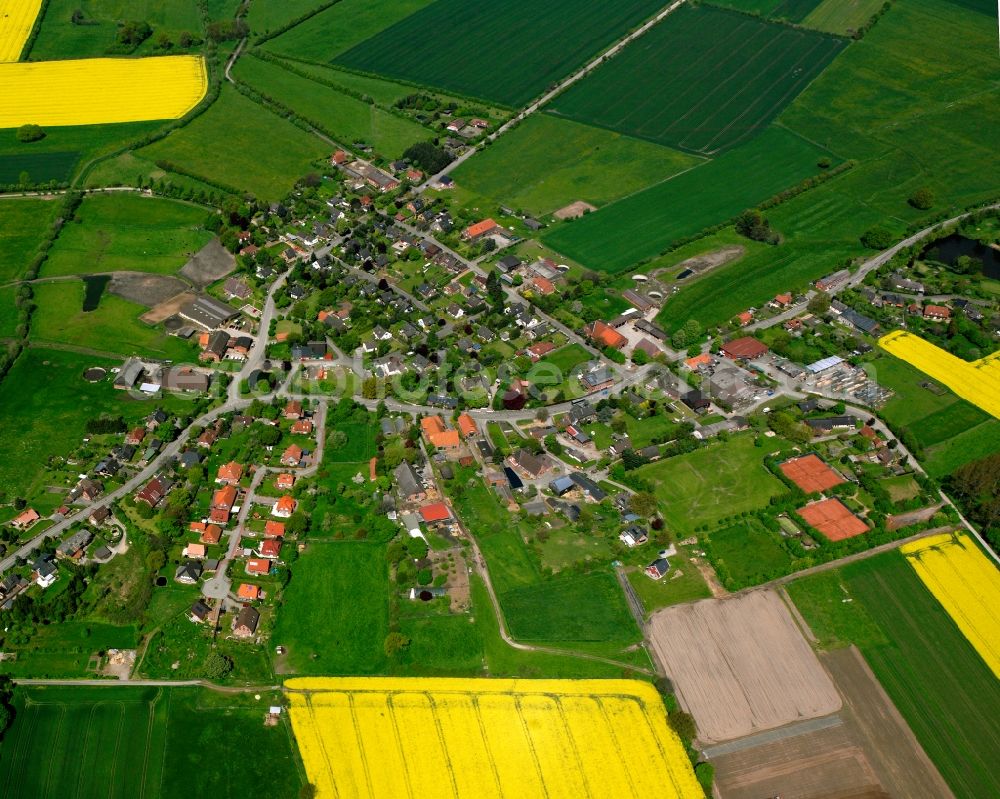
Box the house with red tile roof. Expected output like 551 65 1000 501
216 461 243 484
462 218 499 241
259 539 282 559
212 484 237 511
246 559 271 576
290 419 313 436
419 503 451 523
281 444 303 467
584 320 627 350
457 413 477 438
237 583 262 600
272 495 297 518
275 473 295 491
11 508 40 530
264 520 285 538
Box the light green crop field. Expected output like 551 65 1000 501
140 86 329 199
0 198 57 282
263 0 435 61
28 0 202 60
543 126 832 272
41 193 211 277
453 114 699 216
634 434 790 535
31 281 193 360
0 686 302 799
789 551 1000 799
234 55 429 158
803 0 888 33
247 0 329 34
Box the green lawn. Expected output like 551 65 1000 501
549 5 845 154
263 0 436 61
28 0 203 59
140 86 329 200
246 0 331 34
0 198 57 282
803 0 887 34
41 193 211 277
788 551 1000 799
234 55 430 159
634 434 790 535
0 685 302 799
703 518 796 589
0 286 19 338
544 127 834 272
0 621 137 679
271 541 389 674
453 114 699 216
323 419 377 463
333 0 670 107
627 565 711 615
31 281 194 360
532 342 592 376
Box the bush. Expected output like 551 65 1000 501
860 225 894 249
16 124 45 142
909 187 934 210
416 568 433 585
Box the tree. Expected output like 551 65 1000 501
860 225 893 250
155 32 172 49
807 292 831 315
16 124 45 142
203 652 233 679
383 631 411 658
735 209 778 244
909 187 934 210
403 141 451 174
117 20 152 47
178 31 194 47
667 709 697 742
629 491 659 518
299 786 317 799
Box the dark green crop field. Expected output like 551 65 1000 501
550 4 846 154
789 551 1000 799
542 126 833 271
334 0 669 107
0 151 77 186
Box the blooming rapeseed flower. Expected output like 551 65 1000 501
0 0 42 62
286 677 704 799
902 533 1000 678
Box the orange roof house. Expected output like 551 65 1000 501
276 473 295 490
237 583 261 600
11 508 40 529
284 400 303 419
685 353 712 370
585 321 628 350
273 495 297 518
774 292 793 306
260 539 282 559
209 508 230 525
462 218 499 240
246 559 271 576
923 304 951 320
216 461 243 484
527 341 556 361
331 149 347 165
264 520 286 538
532 276 556 295
457 413 477 438
420 416 446 438
183 543 206 559
428 429 461 449
291 419 314 436
737 310 754 326
200 524 223 545
212 484 238 511
419 503 451 523
281 444 303 467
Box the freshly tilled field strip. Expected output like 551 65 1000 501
286 677 704 799
649 590 841 742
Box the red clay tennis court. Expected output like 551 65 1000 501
798 498 869 541
780 454 844 494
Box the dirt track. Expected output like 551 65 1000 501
649 590 841 742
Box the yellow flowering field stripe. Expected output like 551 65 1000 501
286 677 704 799
879 330 1000 419
0 0 42 62
902 533 1000 678
0 56 207 127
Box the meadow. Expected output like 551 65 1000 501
0 197 57 281
334 0 670 107
453 114 698 216
140 86 329 199
234 54 429 159
262 0 435 61
543 126 833 272
704 518 795 589
549 5 846 154
634 434 790 535
0 686 302 799
31 281 193 360
41 193 211 277
271 541 390 675
287 677 703 799
0 287 19 338
789 550 1000 799
803 0 890 34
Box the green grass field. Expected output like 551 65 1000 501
0 198 57 282
0 686 301 799
803 0 886 33
634 434 790 535
140 86 329 199
334 0 669 107
29 0 203 60
271 541 390 674
247 0 332 34
544 126 833 272
234 55 429 158
41 193 210 277
499 572 640 643
0 286 19 338
550 5 846 154
453 114 698 216
789 551 1000 799
704 518 795 589
31 281 193 360
263 0 435 61
627 565 711 615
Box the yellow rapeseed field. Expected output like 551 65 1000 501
879 330 1000 419
902 533 1000 678
0 0 43 62
286 677 704 799
0 56 207 127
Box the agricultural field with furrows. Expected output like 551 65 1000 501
0 686 301 799
789 550 1000 799
549 4 846 155
288 677 704 799
333 0 670 107
139 86 329 199
543 127 833 272
452 114 699 217
233 55 430 159
40 193 211 277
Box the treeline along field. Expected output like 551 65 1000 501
549 4 846 155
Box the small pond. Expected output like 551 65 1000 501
82 275 110 311
923 234 1000 279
